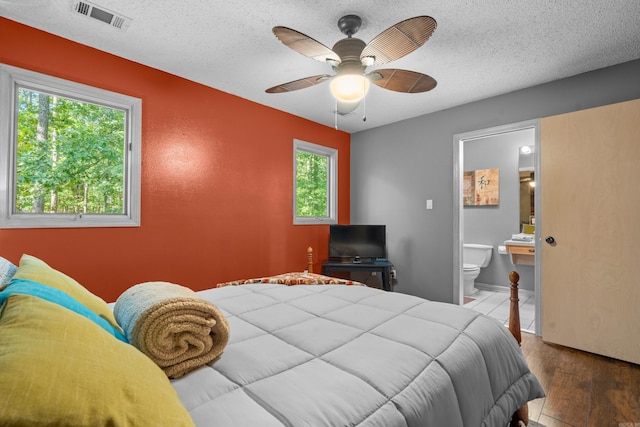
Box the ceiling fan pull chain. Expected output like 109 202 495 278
334 98 338 130
363 81 367 122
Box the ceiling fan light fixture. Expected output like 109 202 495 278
330 73 370 103
267 14 439 117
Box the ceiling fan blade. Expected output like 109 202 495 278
369 69 437 93
273 27 341 64
266 74 331 93
361 16 437 66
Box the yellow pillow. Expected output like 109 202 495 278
0 294 195 427
12 254 120 331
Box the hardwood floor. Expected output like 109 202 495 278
520 333 640 427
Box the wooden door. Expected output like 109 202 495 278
540 98 640 364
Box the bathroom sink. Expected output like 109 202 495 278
505 233 534 246
504 234 535 265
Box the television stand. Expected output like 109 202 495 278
322 260 394 291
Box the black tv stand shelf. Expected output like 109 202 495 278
322 260 394 291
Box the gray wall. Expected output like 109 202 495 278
463 129 535 291
350 59 640 303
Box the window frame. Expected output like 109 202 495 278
0 63 141 229
293 139 338 225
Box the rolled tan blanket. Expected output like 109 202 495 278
114 281 229 379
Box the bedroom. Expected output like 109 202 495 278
1 1 640 426
0 1 638 306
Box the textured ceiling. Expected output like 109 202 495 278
2 0 640 133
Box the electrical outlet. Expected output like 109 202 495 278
390 269 397 279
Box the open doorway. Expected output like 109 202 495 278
453 120 541 334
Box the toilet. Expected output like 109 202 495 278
463 243 493 295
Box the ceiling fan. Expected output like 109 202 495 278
266 14 438 116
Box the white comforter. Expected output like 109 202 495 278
171 284 543 426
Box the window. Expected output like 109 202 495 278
0 64 141 228
293 139 337 224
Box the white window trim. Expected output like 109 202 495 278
0 63 141 228
293 139 338 225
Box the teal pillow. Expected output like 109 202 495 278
12 254 122 332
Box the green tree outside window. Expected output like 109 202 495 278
295 150 328 217
15 88 125 215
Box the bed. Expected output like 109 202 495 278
0 249 543 427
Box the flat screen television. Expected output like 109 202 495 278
329 224 386 262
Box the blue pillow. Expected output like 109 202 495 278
0 278 127 342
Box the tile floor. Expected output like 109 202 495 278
464 287 536 333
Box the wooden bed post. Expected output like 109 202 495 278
307 247 314 273
508 271 522 346
508 271 529 427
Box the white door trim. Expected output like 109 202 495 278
453 119 541 335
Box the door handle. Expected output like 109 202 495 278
545 236 555 244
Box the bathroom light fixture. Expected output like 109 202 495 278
520 145 534 155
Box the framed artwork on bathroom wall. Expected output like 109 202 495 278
463 168 499 206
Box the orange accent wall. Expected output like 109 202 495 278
0 18 350 301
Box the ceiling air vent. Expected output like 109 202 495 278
71 1 131 31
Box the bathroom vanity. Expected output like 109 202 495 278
504 234 535 265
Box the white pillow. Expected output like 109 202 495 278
0 257 17 288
